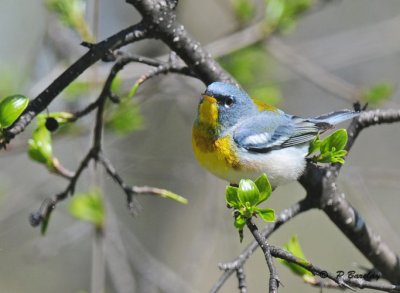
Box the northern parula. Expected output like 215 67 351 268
192 82 359 187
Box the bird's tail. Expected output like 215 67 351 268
311 109 360 126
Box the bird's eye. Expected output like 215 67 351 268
224 96 234 107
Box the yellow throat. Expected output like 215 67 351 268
192 95 242 178
198 95 219 128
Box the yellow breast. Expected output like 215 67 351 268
192 124 242 179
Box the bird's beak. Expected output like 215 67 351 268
201 94 217 104
199 94 218 126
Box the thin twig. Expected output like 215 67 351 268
236 266 247 293
211 199 312 293
270 244 353 290
266 37 361 103
71 52 196 121
2 23 148 147
270 245 400 292
247 219 279 293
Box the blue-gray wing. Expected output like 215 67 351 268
233 113 331 153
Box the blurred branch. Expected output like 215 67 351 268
121 225 198 293
104 200 137 293
266 37 361 102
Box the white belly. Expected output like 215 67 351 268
218 145 308 187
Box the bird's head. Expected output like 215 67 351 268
197 82 257 130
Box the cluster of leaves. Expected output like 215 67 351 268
279 235 314 281
308 129 348 164
226 174 275 241
45 0 94 41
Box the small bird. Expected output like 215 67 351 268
192 82 359 188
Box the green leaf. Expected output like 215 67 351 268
266 0 286 26
238 179 260 207
265 0 313 31
157 189 188 205
238 229 244 243
254 174 272 204
234 214 246 230
319 136 330 154
280 235 313 277
255 207 275 222
28 126 53 165
106 100 143 135
219 45 272 86
63 80 90 100
111 76 123 93
231 0 255 24
226 186 240 208
41 215 50 235
37 112 73 127
334 149 348 157
45 0 93 41
0 94 29 128
69 190 105 228
312 129 348 164
325 129 348 151
128 82 140 98
330 156 345 164
362 83 394 106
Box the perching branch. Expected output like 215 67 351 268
300 109 400 284
345 109 400 155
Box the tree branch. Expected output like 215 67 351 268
211 199 312 293
126 0 235 85
345 109 400 155
270 245 400 292
2 22 148 147
247 219 279 293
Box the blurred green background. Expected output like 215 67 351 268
0 0 399 292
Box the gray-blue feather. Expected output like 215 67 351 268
204 82 360 153
310 110 360 125
234 111 360 153
205 82 258 129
